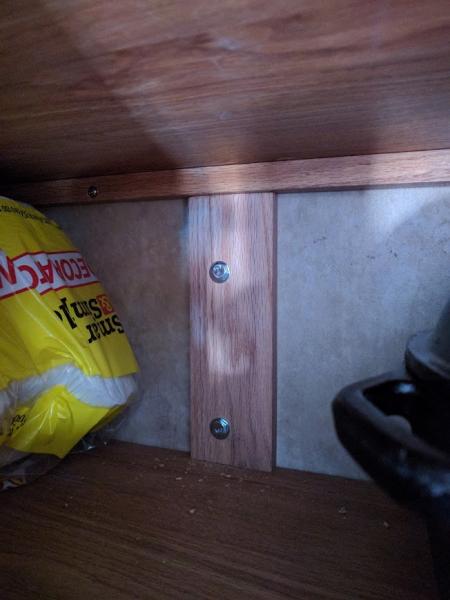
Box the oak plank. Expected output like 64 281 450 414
0 1 449 182
2 149 450 206
0 441 438 599
189 193 275 471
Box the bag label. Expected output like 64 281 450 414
0 250 98 299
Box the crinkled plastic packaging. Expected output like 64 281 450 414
0 197 138 490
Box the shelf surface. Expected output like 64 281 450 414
1 1 449 183
0 441 438 599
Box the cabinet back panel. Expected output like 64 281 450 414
277 186 450 478
45 200 190 451
44 185 450 477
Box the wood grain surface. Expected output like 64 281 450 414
1 1 449 183
3 149 450 207
0 441 438 599
189 193 275 471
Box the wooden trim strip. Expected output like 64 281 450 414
2 149 450 206
189 193 276 471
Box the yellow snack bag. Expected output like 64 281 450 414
0 197 138 489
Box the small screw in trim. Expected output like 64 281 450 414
209 417 230 440
87 185 98 198
209 261 230 283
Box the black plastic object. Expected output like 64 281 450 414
333 299 450 599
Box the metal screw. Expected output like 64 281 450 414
209 261 230 283
87 185 98 198
209 417 230 440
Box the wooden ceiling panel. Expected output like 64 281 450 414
1 0 449 182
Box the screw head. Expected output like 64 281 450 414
209 261 230 283
87 185 98 198
209 417 230 440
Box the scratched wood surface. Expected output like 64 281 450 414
1 1 449 183
189 193 275 471
3 149 450 206
0 442 438 599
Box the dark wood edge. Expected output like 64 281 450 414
2 149 450 206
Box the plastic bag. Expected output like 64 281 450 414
0 197 138 489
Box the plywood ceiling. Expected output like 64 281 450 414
1 0 450 183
